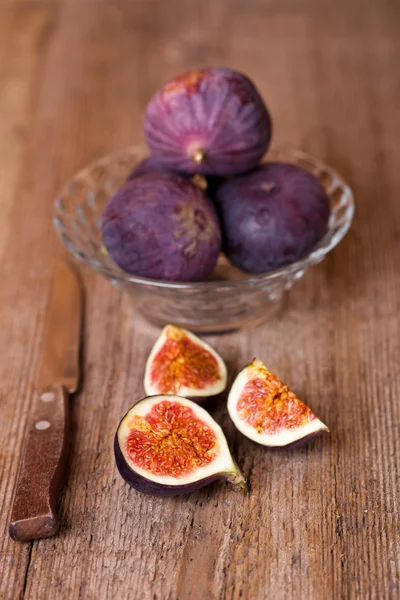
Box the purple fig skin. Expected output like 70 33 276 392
101 173 222 281
239 428 327 450
114 434 237 497
279 429 327 450
144 67 272 176
239 429 328 452
127 156 210 192
126 156 189 181
185 391 223 404
214 162 331 274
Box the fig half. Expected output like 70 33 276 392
144 324 227 401
228 359 329 447
115 395 245 496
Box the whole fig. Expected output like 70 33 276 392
214 162 331 273
102 173 221 281
127 156 174 180
144 68 271 176
127 156 208 191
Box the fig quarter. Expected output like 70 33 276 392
228 359 329 447
144 324 227 401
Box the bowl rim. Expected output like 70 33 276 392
54 140 355 289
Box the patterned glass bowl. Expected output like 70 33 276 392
54 142 354 333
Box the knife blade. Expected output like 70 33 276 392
9 259 83 542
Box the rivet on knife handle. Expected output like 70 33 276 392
9 383 70 542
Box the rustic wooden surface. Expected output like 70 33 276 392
0 0 399 598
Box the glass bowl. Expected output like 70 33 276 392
53 142 354 333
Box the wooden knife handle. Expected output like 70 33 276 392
9 383 70 542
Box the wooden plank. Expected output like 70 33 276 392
0 5 61 599
0 1 399 599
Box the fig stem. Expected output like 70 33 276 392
226 468 247 489
190 174 208 191
192 148 206 164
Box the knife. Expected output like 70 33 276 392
9 259 83 542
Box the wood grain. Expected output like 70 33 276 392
0 0 399 598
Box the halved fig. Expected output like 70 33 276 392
228 359 329 447
115 395 245 496
144 324 227 401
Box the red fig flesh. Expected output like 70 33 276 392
228 359 328 447
144 68 271 176
144 325 227 400
115 395 245 496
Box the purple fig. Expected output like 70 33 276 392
228 359 329 447
144 68 271 176
144 324 227 401
127 156 208 191
101 173 221 281
214 162 331 274
127 156 176 180
115 395 246 496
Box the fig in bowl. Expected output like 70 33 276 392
101 172 221 282
126 156 178 180
144 324 227 401
114 395 245 496
126 156 209 191
214 162 331 274
144 67 271 176
54 142 354 332
228 359 329 447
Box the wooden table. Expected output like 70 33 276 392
1 0 399 598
